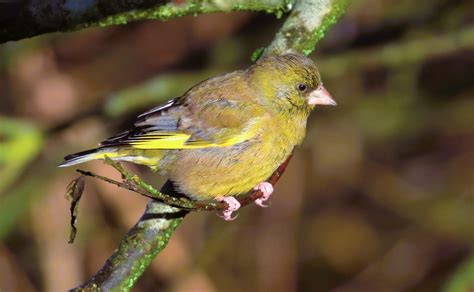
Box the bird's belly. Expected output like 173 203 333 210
167 139 292 200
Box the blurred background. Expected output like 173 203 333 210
1 0 474 291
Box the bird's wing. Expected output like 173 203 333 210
100 91 266 150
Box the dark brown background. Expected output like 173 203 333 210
0 0 473 290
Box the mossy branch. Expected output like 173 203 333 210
75 201 186 291
263 0 350 56
0 0 291 43
66 0 349 290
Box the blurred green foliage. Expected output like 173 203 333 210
445 254 474 292
0 118 42 193
0 118 43 240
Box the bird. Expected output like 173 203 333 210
59 53 336 220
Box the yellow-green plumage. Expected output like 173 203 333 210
60 53 325 200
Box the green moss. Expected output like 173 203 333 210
117 217 183 291
77 0 292 30
251 47 265 61
2 0 296 42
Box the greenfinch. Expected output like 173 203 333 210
60 53 336 220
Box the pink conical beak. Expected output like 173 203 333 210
308 85 337 106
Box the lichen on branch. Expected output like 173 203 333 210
264 0 350 56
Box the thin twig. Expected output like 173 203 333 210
77 153 293 212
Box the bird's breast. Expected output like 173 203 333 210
168 114 308 199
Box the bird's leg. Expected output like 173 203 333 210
216 196 241 221
253 182 274 207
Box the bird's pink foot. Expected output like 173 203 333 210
216 196 241 221
254 182 274 207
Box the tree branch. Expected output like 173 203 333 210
74 201 186 291
0 0 291 43
263 0 350 56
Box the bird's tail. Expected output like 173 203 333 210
58 147 123 167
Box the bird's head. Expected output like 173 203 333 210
248 53 336 113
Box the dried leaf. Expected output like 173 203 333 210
65 175 86 243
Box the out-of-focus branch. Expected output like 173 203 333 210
104 71 220 118
319 26 474 78
0 0 291 43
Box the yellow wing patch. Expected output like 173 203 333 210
129 119 262 150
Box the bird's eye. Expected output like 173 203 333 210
297 84 307 92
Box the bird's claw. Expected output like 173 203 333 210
253 182 274 207
254 199 271 208
216 196 241 221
